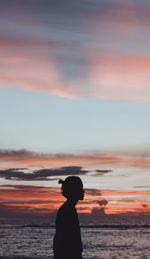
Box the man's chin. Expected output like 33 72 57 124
80 195 84 200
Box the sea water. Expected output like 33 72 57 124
0 226 150 259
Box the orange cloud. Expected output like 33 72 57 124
0 149 150 170
101 189 150 197
0 186 64 216
106 199 150 215
0 185 149 217
97 189 150 214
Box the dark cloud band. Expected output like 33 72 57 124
0 166 89 181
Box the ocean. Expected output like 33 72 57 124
0 226 150 259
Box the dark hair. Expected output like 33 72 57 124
58 176 83 199
58 179 63 184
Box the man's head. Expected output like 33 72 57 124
59 176 84 201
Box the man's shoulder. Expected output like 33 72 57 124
58 202 75 215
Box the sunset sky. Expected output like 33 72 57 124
0 0 150 220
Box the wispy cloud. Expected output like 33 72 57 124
1 0 150 101
0 149 150 170
89 53 150 101
0 47 77 98
1 44 150 101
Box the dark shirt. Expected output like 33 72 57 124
53 201 83 259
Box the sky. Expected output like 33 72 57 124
0 0 150 221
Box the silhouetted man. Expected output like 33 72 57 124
53 176 84 259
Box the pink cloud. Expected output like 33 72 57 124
1 37 150 101
89 53 150 101
0 41 77 98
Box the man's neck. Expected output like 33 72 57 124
66 198 78 206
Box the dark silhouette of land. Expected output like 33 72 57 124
53 176 84 259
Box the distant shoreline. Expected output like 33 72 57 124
1 224 150 228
